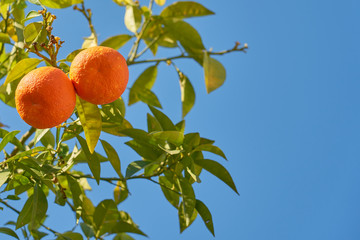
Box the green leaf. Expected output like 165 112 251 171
0 130 20 152
94 199 119 236
179 74 195 118
164 20 205 64
16 184 48 229
203 52 226 93
111 222 147 236
76 135 101 184
129 66 158 106
23 22 42 43
159 176 179 208
55 232 83 240
100 34 132 50
193 144 227 160
0 33 11 43
147 113 162 132
101 140 122 178
161 1 214 19
0 227 19 239
155 0 166 6
136 88 162 108
22 10 42 23
149 106 176 131
124 5 142 33
82 33 97 49
113 0 136 6
178 202 197 233
0 129 23 150
4 58 42 85
177 177 196 228
0 169 10 187
66 175 83 220
125 160 152 178
195 199 214 236
34 129 55 148
39 0 83 9
113 233 135 240
4 147 47 163
114 181 128 204
151 131 184 146
76 96 102 154
194 159 238 194
80 223 95 239
66 49 84 62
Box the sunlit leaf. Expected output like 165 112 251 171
0 33 11 43
0 227 19 240
66 49 84 62
76 96 102 154
76 135 101 184
147 113 162 132
124 5 142 33
137 88 162 108
39 0 83 9
4 58 42 85
203 52 226 93
23 22 42 43
155 0 166 6
178 203 197 233
0 130 20 152
4 147 47 164
101 140 122 178
82 33 97 49
22 10 41 23
151 131 184 146
100 34 132 50
194 159 238 194
195 199 214 236
114 181 128 204
161 1 214 19
0 169 10 189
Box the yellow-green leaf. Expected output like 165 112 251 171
203 52 226 93
76 96 102 154
101 139 122 178
129 65 158 106
155 0 166 6
39 0 83 9
4 58 42 85
100 34 132 50
23 22 43 43
124 5 142 33
0 33 11 43
82 33 97 49
179 74 195 118
161 1 214 19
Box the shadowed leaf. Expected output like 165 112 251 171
101 140 122 178
0 227 19 239
195 199 215 236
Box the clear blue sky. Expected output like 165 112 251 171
1 0 360 239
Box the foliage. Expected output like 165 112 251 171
0 0 247 239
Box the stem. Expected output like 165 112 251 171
128 46 248 66
76 3 98 45
0 199 59 235
9 127 36 158
0 10 10 56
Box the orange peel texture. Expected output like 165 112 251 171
69 46 129 105
15 67 76 129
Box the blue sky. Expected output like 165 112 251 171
1 0 360 239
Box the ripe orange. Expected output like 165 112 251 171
15 67 76 129
69 46 129 105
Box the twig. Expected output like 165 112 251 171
74 3 98 45
128 46 248 66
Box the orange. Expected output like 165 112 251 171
69 46 129 105
15 67 76 129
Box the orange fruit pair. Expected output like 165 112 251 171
15 46 129 129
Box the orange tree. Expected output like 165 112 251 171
0 0 247 239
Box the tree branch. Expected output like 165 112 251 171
128 45 248 66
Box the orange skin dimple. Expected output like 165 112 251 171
69 46 129 105
15 67 76 129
